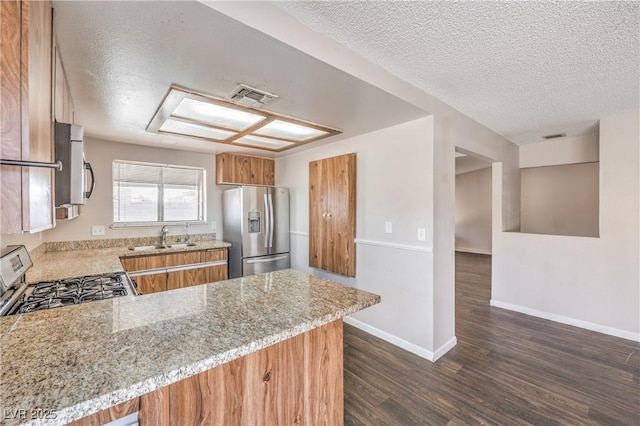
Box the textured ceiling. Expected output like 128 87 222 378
52 1 425 155
274 1 640 145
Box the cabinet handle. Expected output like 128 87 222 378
0 159 63 171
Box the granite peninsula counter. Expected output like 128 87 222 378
0 268 380 425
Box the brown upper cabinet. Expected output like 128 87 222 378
53 42 74 124
309 153 357 277
216 153 275 186
1 0 55 234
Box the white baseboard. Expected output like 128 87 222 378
344 317 457 362
455 247 492 255
490 299 640 342
433 336 458 361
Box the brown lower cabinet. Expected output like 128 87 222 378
70 320 344 426
120 248 228 295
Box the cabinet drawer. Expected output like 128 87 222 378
204 248 227 262
162 251 203 267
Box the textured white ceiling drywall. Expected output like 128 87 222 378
52 1 426 155
274 1 640 145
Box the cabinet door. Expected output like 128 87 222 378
25 0 54 232
53 44 73 123
204 249 228 283
167 268 208 291
135 273 167 295
216 153 275 185
121 255 167 294
309 153 356 277
250 157 275 185
0 0 24 233
161 251 202 268
0 0 54 234
215 153 235 184
309 158 330 272
164 251 205 290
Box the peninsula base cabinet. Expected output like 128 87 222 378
120 248 228 295
70 320 344 426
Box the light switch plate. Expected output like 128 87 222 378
384 221 392 234
211 221 217 230
417 228 426 241
92 225 105 236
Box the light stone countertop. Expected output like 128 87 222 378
25 240 231 283
0 268 380 426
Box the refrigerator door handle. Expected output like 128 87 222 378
263 193 270 248
246 255 289 264
268 193 274 248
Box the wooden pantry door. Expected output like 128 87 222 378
308 153 356 277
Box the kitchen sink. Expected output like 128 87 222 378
128 243 197 251
166 243 197 249
128 245 167 251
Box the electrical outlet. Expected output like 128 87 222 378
384 221 392 234
417 228 426 241
91 225 105 236
211 221 217 230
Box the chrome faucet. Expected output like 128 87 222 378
161 225 169 246
184 223 191 244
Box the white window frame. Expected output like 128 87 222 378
111 160 206 227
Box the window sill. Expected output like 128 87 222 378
110 221 208 229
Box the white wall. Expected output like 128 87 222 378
455 167 492 254
43 137 223 242
277 117 437 358
208 1 521 360
520 133 598 168
521 162 599 237
493 110 640 341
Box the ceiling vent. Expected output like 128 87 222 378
228 84 278 108
542 133 566 140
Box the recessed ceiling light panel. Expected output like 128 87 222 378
172 98 266 131
159 119 237 141
254 120 328 141
146 86 341 152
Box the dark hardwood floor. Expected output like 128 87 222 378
343 252 640 425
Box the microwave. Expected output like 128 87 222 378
54 121 95 206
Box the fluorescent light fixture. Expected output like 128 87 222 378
254 120 328 141
159 119 237 141
233 135 295 150
172 98 265 131
147 86 341 152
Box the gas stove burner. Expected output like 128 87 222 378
18 296 78 313
7 272 132 316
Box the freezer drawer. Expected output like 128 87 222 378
242 253 290 277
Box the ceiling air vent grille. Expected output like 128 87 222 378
542 133 566 140
228 84 278 108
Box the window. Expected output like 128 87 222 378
113 160 205 224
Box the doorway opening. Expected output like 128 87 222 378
454 148 494 332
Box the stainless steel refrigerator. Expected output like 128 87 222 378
223 186 290 278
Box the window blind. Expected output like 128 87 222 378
112 160 205 224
